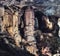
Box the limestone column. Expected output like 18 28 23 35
13 11 22 47
24 7 38 56
24 7 35 43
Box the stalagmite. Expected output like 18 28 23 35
0 6 4 32
3 11 9 32
3 9 22 47
24 7 35 41
0 6 4 17
24 6 38 56
58 18 60 37
12 11 22 47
